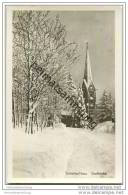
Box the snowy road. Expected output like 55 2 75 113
12 126 115 179
65 129 115 178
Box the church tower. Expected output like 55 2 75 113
82 42 96 118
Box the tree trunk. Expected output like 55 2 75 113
29 116 33 134
25 112 34 134
12 97 15 128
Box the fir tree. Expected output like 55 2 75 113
96 90 113 122
67 73 78 96
73 87 87 128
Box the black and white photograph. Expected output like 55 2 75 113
4 5 123 184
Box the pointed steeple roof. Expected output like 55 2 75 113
84 42 88 82
83 42 93 86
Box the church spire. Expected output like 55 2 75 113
84 42 88 82
83 42 93 86
82 42 96 117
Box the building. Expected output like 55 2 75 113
82 42 96 119
60 42 96 127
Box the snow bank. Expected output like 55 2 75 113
53 122 66 129
12 126 115 179
94 121 115 133
65 128 115 178
13 128 75 178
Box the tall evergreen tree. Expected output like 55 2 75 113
72 87 87 128
96 90 113 122
67 73 78 96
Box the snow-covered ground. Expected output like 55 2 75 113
12 122 115 179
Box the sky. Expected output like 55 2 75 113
52 11 115 101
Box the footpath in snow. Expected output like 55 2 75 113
12 123 115 179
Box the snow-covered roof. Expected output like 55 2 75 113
61 110 72 116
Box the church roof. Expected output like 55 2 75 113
83 42 94 87
61 110 72 116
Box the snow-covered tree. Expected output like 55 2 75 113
72 86 87 128
96 90 114 122
12 11 79 133
67 73 78 96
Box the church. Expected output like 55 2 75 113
61 42 96 127
82 42 96 119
